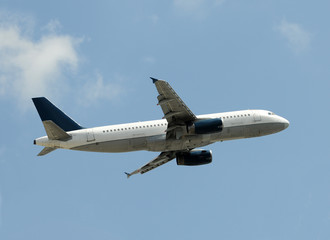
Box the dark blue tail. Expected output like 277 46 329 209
32 97 84 131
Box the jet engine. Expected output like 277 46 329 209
176 150 212 166
187 118 223 134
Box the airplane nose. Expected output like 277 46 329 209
282 118 290 129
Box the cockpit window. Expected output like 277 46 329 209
268 112 275 115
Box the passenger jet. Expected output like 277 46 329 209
33 78 289 178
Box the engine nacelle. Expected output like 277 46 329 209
188 118 223 134
176 150 212 166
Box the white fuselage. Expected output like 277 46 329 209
34 109 289 153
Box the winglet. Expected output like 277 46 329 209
150 77 159 83
124 169 141 179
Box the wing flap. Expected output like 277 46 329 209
152 78 196 125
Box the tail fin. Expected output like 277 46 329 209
32 97 83 132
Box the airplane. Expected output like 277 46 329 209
33 78 289 178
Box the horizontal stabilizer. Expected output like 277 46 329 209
43 120 71 141
38 147 56 156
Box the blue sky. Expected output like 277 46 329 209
0 0 330 239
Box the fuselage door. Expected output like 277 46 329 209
253 111 261 122
87 129 95 142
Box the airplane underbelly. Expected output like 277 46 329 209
220 126 246 140
244 125 261 138
157 135 212 151
72 139 131 153
146 135 166 151
72 135 166 153
129 137 147 150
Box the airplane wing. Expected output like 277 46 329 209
125 151 176 178
151 78 196 128
125 79 196 178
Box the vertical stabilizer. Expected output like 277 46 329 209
32 97 83 132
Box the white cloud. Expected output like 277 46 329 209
42 19 62 34
0 10 36 36
276 19 311 53
0 16 81 109
0 12 127 111
78 73 123 106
